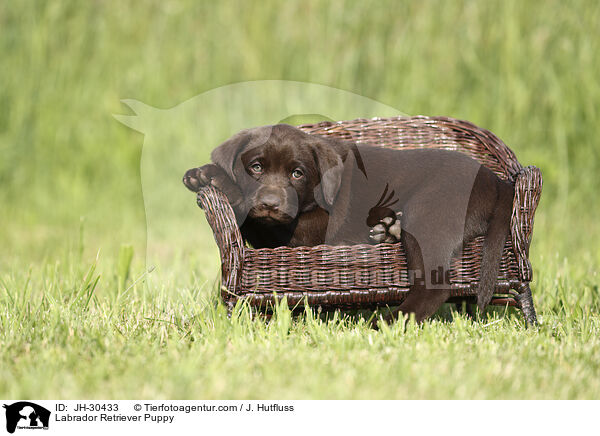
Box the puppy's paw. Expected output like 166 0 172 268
183 167 208 192
183 164 244 214
182 164 224 192
367 183 402 244
368 210 402 244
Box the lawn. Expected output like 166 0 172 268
1 0 599 399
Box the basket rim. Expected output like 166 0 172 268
297 114 524 181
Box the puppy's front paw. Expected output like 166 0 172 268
183 164 220 192
183 164 244 213
368 210 402 243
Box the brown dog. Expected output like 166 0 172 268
183 124 514 322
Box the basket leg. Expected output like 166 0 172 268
454 301 475 319
516 283 537 326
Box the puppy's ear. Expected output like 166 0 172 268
211 131 251 182
311 140 344 208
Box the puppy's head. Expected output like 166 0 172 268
212 124 345 225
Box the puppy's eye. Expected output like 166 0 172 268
291 168 304 179
250 163 263 174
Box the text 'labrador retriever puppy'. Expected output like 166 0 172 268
183 124 514 322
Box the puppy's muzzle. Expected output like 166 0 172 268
250 187 297 224
259 192 282 210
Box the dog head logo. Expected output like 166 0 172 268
113 80 402 265
3 402 50 434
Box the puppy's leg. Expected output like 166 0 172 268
395 231 453 323
376 231 450 324
397 289 452 323
373 232 422 326
379 197 462 324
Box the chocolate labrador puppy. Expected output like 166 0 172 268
183 124 514 322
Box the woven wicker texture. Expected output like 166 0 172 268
195 116 542 321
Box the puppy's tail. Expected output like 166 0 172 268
477 181 514 312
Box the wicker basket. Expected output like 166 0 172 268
195 116 542 324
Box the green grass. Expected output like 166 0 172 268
1 0 600 399
1 249 599 399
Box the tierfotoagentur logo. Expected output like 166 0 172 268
2 402 50 434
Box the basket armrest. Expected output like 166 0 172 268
510 166 543 282
196 186 245 298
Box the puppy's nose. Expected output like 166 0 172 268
260 193 281 209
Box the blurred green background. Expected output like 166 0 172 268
1 0 600 399
1 0 599 265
